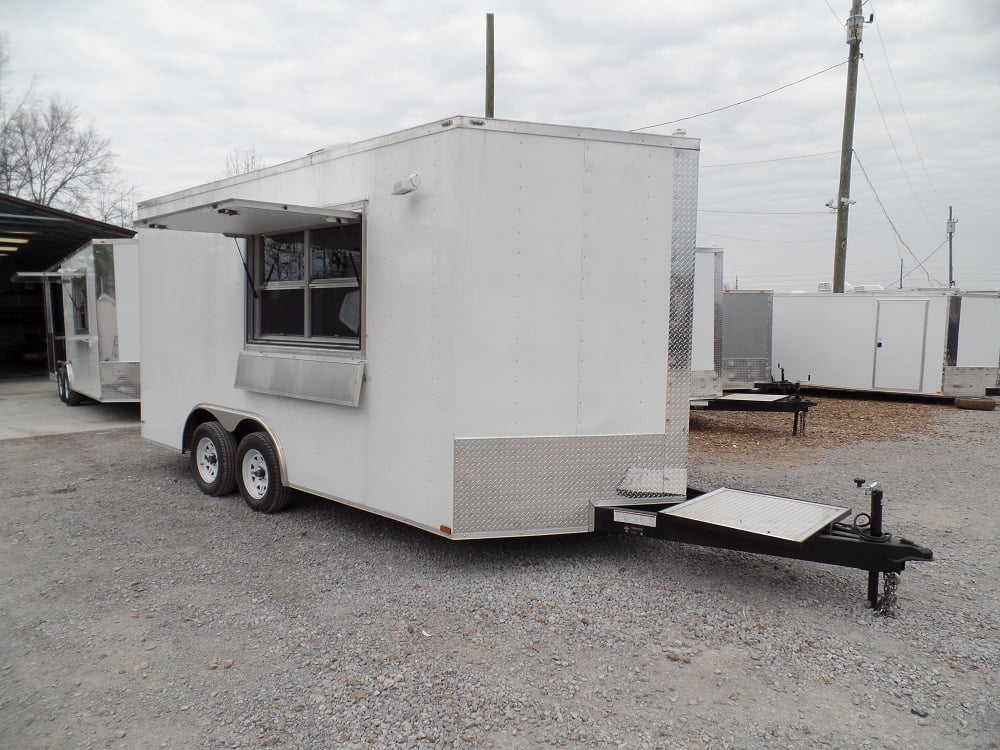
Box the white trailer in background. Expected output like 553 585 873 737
721 289 774 390
771 290 1000 397
691 247 723 398
13 239 141 405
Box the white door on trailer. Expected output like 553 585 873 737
873 299 928 391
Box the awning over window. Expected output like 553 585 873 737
138 199 361 236
11 269 86 283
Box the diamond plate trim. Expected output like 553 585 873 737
666 149 699 473
713 252 724 374
661 487 850 543
99 361 140 400
453 434 681 534
722 358 771 390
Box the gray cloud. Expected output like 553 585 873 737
2 0 996 289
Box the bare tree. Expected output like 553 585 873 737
0 38 134 227
6 96 115 209
225 146 264 177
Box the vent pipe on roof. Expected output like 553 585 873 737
486 13 495 118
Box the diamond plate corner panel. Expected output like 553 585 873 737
99 361 140 400
666 149 699 464
713 250 724 374
453 434 670 534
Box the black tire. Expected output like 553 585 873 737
56 367 68 403
954 397 997 412
235 432 292 513
190 421 238 496
64 368 82 406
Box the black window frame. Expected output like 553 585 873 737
247 216 364 351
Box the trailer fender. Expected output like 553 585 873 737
182 405 289 486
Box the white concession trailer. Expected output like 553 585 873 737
134 116 933 609
14 238 141 405
136 117 702 537
771 290 1000 397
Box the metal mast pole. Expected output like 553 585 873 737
832 0 864 293
486 13 495 118
947 206 956 287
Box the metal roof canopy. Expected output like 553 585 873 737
661 487 850 543
138 199 361 236
0 193 134 292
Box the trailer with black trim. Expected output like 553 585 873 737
135 116 931 612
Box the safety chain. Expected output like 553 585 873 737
875 571 900 617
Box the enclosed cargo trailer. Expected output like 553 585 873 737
13 239 141 405
721 289 773 390
771 290 1000 397
134 117 931 609
136 116 702 538
691 247 723 398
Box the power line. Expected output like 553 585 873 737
630 60 848 132
698 231 830 245
699 209 830 215
866 0 948 207
884 239 947 288
821 0 844 27
860 59 937 231
701 150 839 168
852 150 938 285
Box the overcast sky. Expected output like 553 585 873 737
2 0 998 291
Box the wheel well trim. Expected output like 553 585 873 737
182 404 289 484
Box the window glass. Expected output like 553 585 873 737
310 226 361 280
251 219 362 348
311 287 360 338
70 278 88 333
262 232 304 283
260 289 305 335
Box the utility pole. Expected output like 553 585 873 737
485 13 495 118
947 206 957 287
832 0 865 293
899 258 903 289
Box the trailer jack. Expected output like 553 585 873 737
595 481 933 614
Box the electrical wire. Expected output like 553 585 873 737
883 238 947 288
866 0 948 208
698 231 830 245
630 60 848 132
852 150 938 285
701 150 839 168
820 0 844 27
861 59 937 231
698 209 831 215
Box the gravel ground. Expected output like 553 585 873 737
1 401 997 749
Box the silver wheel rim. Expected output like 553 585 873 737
195 436 220 483
242 448 268 499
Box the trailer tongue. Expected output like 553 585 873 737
595 481 932 615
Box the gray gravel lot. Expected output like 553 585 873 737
1 406 997 749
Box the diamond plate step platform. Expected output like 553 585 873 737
660 487 850 543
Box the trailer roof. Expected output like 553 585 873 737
137 116 700 218
138 198 361 235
